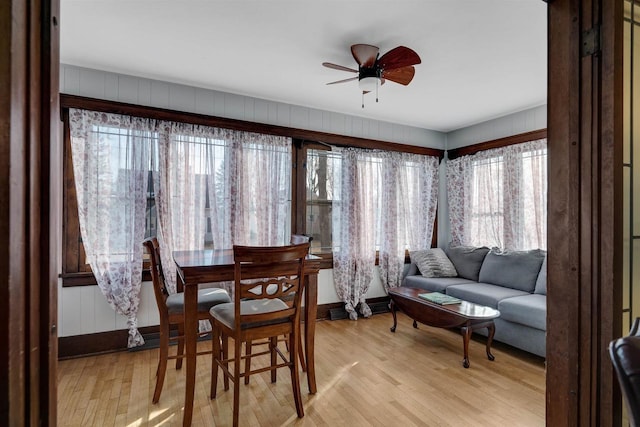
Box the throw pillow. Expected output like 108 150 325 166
410 248 458 278
534 256 547 295
444 245 490 281
478 248 546 292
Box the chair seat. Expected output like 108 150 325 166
210 299 289 330
166 288 231 315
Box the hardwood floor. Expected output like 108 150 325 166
57 312 545 426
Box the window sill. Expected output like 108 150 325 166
61 270 153 287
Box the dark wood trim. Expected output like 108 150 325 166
58 325 162 359
0 0 59 424
547 0 622 425
61 270 153 287
60 94 444 157
316 297 391 320
58 297 391 359
447 129 548 159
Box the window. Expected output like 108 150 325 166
469 156 505 247
447 139 547 250
61 99 443 285
305 147 340 254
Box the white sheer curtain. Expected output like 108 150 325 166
379 152 439 291
69 109 153 348
446 139 547 250
154 124 218 295
332 148 379 320
156 126 292 300
70 108 293 341
332 148 440 318
228 133 291 246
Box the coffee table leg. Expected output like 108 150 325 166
486 322 496 361
461 324 472 369
413 320 418 329
390 300 397 332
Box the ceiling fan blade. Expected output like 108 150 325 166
351 44 379 67
326 76 359 85
378 46 421 71
382 66 416 86
322 62 358 73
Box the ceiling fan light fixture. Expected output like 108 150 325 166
358 76 381 92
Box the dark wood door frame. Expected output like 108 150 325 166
547 0 623 425
0 0 60 424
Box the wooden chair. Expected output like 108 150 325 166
243 234 312 379
142 237 231 404
610 317 640 427
209 243 309 427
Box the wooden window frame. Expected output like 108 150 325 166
60 94 443 286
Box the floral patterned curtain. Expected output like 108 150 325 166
154 124 215 295
332 148 440 317
446 138 547 250
69 109 153 348
155 126 291 301
332 148 379 320
227 133 291 247
70 109 292 341
379 152 439 291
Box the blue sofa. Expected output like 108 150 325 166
402 246 547 357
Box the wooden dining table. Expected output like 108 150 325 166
173 248 321 427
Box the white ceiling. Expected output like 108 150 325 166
60 1 547 133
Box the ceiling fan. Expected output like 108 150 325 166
323 44 421 107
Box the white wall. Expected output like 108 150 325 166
60 64 446 148
58 65 441 338
446 105 547 149
436 105 548 248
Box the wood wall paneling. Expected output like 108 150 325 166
59 94 444 157
59 64 448 149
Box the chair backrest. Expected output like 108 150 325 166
143 237 170 321
610 317 640 427
233 243 309 329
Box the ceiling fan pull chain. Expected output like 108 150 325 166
376 78 379 103
362 92 365 109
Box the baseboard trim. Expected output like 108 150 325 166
57 296 392 359
58 325 162 360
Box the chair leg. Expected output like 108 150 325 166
270 336 278 383
210 322 221 399
153 322 170 404
233 338 242 427
298 335 307 372
176 323 185 370
244 340 252 385
290 330 304 418
222 334 230 391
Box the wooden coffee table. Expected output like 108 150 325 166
388 287 501 368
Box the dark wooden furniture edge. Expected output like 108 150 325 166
60 94 444 158
447 128 548 159
57 296 390 358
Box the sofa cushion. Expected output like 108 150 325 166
534 256 547 295
498 294 547 331
445 283 529 309
410 248 457 278
444 245 490 281
478 249 546 292
402 276 477 293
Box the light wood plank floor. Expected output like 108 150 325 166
57 312 545 426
